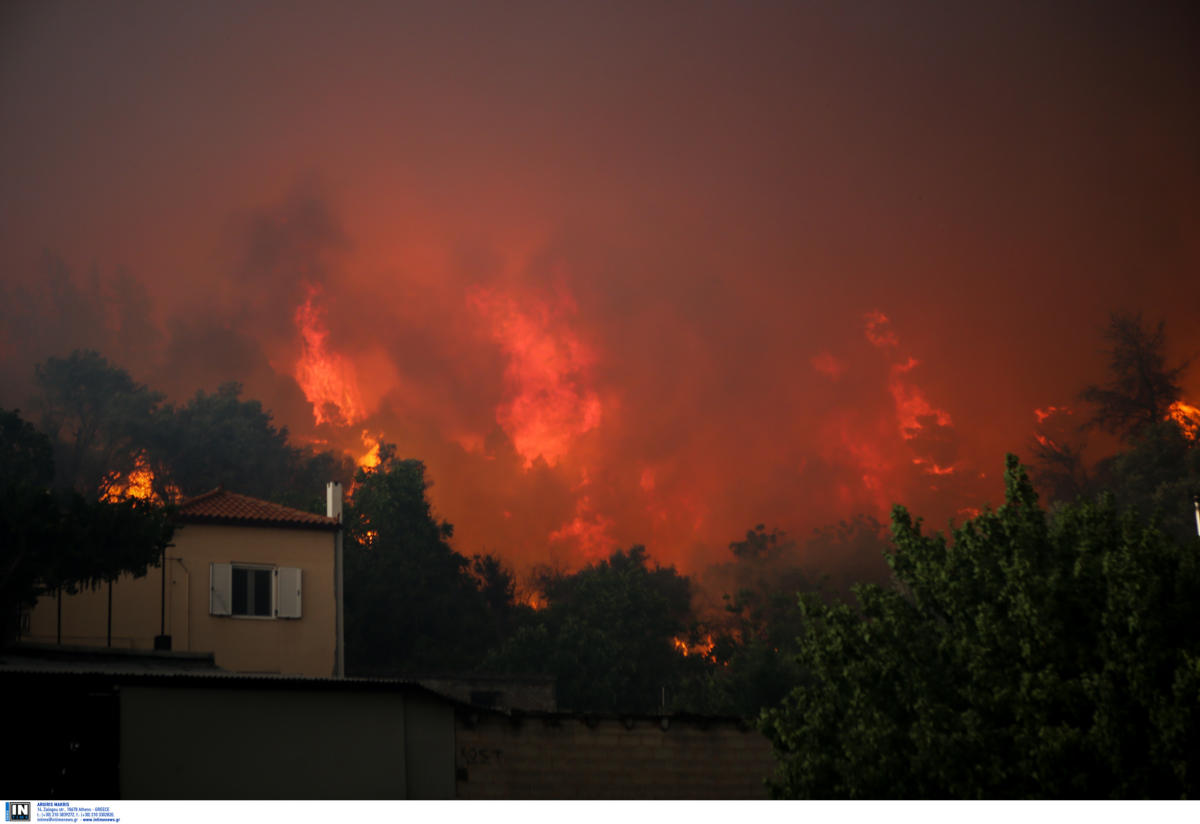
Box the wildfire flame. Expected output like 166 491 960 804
860 312 959 483
1034 405 1070 424
518 591 547 610
912 458 955 475
889 356 952 439
1168 400 1200 441
357 430 382 470
549 494 617 560
470 287 602 468
294 285 365 427
100 451 157 502
673 635 715 659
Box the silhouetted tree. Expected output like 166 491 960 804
485 545 695 712
1091 420 1200 544
1 409 174 641
342 445 500 674
151 382 352 510
1080 313 1187 442
1030 435 1090 504
33 350 163 496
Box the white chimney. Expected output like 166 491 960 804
327 482 345 678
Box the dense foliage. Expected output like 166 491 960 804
31 350 353 509
1 408 174 641
342 445 513 674
761 455 1200 798
14 317 1200 798
1079 312 1187 443
485 545 698 713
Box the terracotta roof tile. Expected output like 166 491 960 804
177 488 339 531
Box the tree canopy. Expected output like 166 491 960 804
342 444 508 675
761 455 1200 798
150 381 353 510
33 350 163 496
1080 312 1187 443
1 408 174 641
485 545 697 713
29 351 352 512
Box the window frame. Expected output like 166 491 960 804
230 563 276 619
209 562 303 620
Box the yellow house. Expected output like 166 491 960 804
26 484 346 678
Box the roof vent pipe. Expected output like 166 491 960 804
327 482 345 678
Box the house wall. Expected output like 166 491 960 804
27 523 337 677
455 712 777 799
119 684 455 799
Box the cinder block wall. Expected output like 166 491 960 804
455 711 777 799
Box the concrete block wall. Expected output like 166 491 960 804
455 711 777 799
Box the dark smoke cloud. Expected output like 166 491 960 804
2 1 1198 577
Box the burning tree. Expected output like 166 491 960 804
33 350 163 497
483 545 697 713
1 409 174 641
342 443 512 675
1080 312 1189 443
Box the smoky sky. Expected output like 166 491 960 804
2 1 1198 573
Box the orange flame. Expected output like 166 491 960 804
100 451 157 502
673 635 715 659
470 287 602 468
1034 405 1071 424
1168 400 1200 441
549 494 616 561
357 430 382 470
912 458 955 475
889 357 952 439
294 285 365 427
518 591 547 611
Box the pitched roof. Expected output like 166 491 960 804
177 487 339 531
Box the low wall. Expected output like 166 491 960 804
455 710 776 799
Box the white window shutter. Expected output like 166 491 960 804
210 562 232 616
276 567 302 618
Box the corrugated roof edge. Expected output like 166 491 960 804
0 643 467 709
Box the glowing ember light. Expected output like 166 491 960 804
912 458 956 475
470 288 602 468
1034 405 1071 424
673 635 715 659
294 285 365 427
1034 433 1057 449
519 592 547 611
357 431 382 470
362 530 378 547
1168 400 1200 440
889 357 952 439
100 451 157 502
